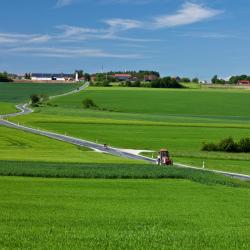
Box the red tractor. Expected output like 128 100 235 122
156 149 173 166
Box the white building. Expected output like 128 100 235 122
31 73 74 81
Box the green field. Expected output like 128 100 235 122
0 126 139 164
1 84 250 249
0 82 81 114
11 87 250 175
0 102 17 115
0 176 249 250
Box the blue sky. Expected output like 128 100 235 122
1 0 250 79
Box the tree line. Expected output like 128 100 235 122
91 77 184 89
211 74 250 85
0 72 13 82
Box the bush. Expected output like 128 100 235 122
93 80 110 87
82 98 97 109
202 137 250 153
30 94 49 107
30 94 40 106
0 72 13 82
202 142 219 152
151 77 183 89
218 137 238 152
238 138 250 152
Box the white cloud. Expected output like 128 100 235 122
56 24 157 42
103 2 222 31
56 0 75 7
153 2 222 28
105 18 143 31
0 33 51 44
57 25 101 36
8 47 140 59
56 0 158 6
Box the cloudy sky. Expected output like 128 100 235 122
1 0 250 79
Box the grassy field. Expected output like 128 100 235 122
1 84 250 249
0 126 140 164
0 176 249 249
0 102 17 115
0 82 81 114
50 87 250 118
11 87 250 175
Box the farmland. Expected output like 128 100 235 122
0 126 139 164
0 82 81 114
11 87 250 175
0 176 249 250
1 83 250 249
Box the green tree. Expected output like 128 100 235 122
181 77 191 83
192 78 199 83
25 73 31 80
211 75 218 84
0 72 12 82
84 73 91 81
30 94 40 106
82 98 97 109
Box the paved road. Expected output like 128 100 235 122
0 82 250 181
0 119 155 163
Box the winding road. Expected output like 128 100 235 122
0 83 250 181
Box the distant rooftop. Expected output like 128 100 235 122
32 73 73 78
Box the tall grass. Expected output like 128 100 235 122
0 161 248 188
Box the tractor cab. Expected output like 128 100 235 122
157 149 173 166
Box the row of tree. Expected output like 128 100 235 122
211 74 250 85
180 77 199 83
0 72 13 82
92 77 184 89
150 77 183 88
93 71 160 82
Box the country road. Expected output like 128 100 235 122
0 82 250 181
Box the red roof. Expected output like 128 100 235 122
238 80 250 84
114 74 131 77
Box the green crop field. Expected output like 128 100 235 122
0 176 249 250
1 84 250 249
0 102 17 115
0 126 139 164
49 87 250 118
0 82 81 103
0 82 81 114
11 87 250 175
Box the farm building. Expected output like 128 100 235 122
144 74 159 81
31 73 74 81
113 74 132 81
238 80 250 85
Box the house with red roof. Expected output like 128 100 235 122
238 80 250 85
113 74 132 81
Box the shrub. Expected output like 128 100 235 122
238 138 250 153
82 98 97 109
202 137 250 153
30 94 40 106
151 77 183 89
202 142 219 152
0 72 12 82
93 80 110 87
218 137 238 152
132 81 141 87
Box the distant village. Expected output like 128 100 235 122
2 70 250 86
7 70 207 84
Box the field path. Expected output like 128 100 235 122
0 83 250 181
